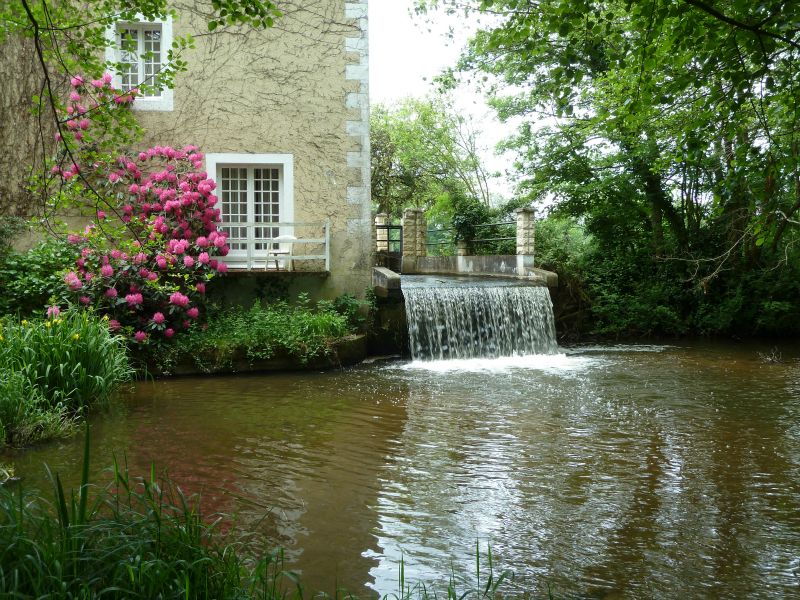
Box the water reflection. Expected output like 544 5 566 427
4 343 800 598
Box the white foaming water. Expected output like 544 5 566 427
400 353 600 373
403 284 558 360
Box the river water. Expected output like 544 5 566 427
6 342 800 598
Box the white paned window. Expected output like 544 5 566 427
205 154 295 268
106 16 173 111
218 166 283 254
119 24 162 96
252 166 281 251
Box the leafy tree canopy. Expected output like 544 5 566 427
416 0 800 285
371 97 493 219
413 0 800 337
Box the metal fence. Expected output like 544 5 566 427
426 220 516 256
375 224 403 254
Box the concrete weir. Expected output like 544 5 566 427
412 255 557 288
401 275 558 360
370 267 559 359
370 205 559 357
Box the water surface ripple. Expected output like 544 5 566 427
5 342 800 598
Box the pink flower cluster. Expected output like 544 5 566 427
54 78 228 345
51 75 137 177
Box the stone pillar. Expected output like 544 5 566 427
456 241 470 256
414 209 427 258
374 212 388 253
401 208 426 273
516 207 536 256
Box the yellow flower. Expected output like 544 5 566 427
0 335 4 342
45 321 52 328
21 320 28 326
102 314 109 321
55 319 63 325
72 334 80 341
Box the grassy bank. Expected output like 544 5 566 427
153 295 362 375
0 310 132 449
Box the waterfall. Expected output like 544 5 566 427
403 281 558 361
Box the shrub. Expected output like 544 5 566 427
160 297 352 373
46 76 227 346
0 309 132 413
0 237 77 316
328 293 368 331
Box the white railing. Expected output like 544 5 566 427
220 220 331 272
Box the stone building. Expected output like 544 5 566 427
103 0 372 298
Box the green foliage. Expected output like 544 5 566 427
0 237 76 316
416 0 800 338
532 212 800 338
161 296 353 373
0 217 28 262
0 310 132 414
0 368 74 449
585 259 689 337
693 264 800 337
371 97 491 218
450 186 490 243
446 191 520 256
329 293 368 331
208 0 282 30
533 217 591 274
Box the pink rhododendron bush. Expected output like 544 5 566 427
48 75 228 344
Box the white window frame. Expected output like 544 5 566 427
205 153 295 267
105 15 174 112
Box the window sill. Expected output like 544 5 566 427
131 95 173 112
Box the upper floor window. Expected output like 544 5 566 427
119 23 162 96
105 16 174 111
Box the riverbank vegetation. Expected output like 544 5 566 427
0 434 285 598
0 251 365 443
152 294 364 374
0 310 131 450
533 215 800 339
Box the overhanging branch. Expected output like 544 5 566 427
682 0 800 51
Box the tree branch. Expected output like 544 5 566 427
682 0 800 51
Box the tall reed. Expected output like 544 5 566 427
0 426 313 599
0 368 74 447
0 309 132 412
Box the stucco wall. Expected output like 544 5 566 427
133 0 372 298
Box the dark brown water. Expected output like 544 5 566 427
5 342 800 598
